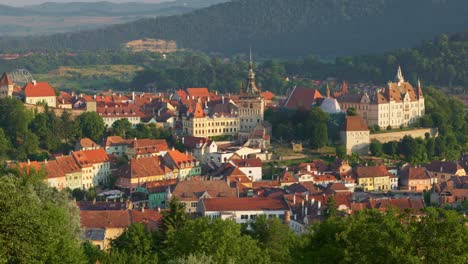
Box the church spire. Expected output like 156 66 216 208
244 47 259 95
396 65 404 83
326 83 330 98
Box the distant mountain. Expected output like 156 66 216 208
0 1 229 16
0 0 467 57
0 0 229 36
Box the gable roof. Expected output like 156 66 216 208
202 197 288 211
230 158 262 168
0 72 12 86
78 138 99 149
187 87 210 98
284 87 323 110
24 82 56 97
401 166 431 181
425 161 465 174
119 156 166 179
72 149 109 167
80 209 162 229
356 165 391 178
172 180 236 201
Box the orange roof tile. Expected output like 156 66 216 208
24 82 56 97
187 87 209 98
0 72 13 86
342 116 369 131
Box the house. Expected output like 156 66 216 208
200 197 288 224
75 138 100 151
115 156 174 192
283 87 323 110
182 136 218 164
80 209 162 250
126 139 169 159
340 115 370 155
104 136 128 156
171 180 237 213
23 81 56 107
229 158 263 182
71 149 111 188
163 150 201 180
351 198 425 215
97 105 144 128
55 155 83 190
14 159 67 190
331 158 352 176
431 176 468 206
425 161 466 182
145 179 178 209
279 170 299 186
355 165 391 191
400 166 433 192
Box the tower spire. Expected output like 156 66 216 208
396 65 404 83
244 46 259 95
326 83 330 98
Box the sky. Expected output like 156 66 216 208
2 0 169 7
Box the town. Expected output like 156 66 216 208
1 52 466 257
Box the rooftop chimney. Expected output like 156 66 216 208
32 80 37 86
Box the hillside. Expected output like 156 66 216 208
0 0 467 57
0 0 229 36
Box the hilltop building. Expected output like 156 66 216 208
338 66 424 128
0 72 14 98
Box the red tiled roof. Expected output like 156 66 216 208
72 149 109 167
105 136 125 147
165 150 197 169
55 156 81 174
172 180 236 201
119 156 166 179
24 82 56 97
401 166 430 180
79 138 99 149
193 102 205 118
187 87 209 98
280 171 298 183
356 165 391 178
203 197 288 211
284 87 323 110
80 209 163 229
0 72 12 86
261 91 275 100
342 116 369 131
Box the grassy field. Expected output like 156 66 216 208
35 65 143 92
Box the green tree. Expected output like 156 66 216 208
243 216 301 264
164 217 267 263
0 128 10 160
77 112 105 142
110 223 158 262
369 140 383 156
346 108 358 116
335 145 346 159
112 118 132 138
161 198 189 233
0 173 86 263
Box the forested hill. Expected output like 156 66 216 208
0 0 467 57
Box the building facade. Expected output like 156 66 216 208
339 67 424 129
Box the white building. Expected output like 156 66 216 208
200 197 288 224
23 81 57 107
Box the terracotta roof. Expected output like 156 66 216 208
24 82 56 97
72 149 109 167
252 180 281 189
0 72 12 86
356 165 391 178
80 209 162 229
79 138 99 149
202 197 288 211
165 150 197 169
193 102 205 118
55 155 81 174
44 160 66 179
368 198 425 213
280 170 298 184
144 179 178 193
425 161 465 174
261 91 275 100
230 158 262 168
97 105 144 118
172 180 236 201
182 136 212 149
342 116 369 131
104 136 126 147
284 87 323 110
401 166 431 181
119 156 166 179
187 87 209 98
131 139 169 154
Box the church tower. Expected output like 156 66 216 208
0 72 14 98
238 48 264 140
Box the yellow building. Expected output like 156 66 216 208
182 102 239 137
356 165 391 191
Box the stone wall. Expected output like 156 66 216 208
24 103 86 118
370 128 437 143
